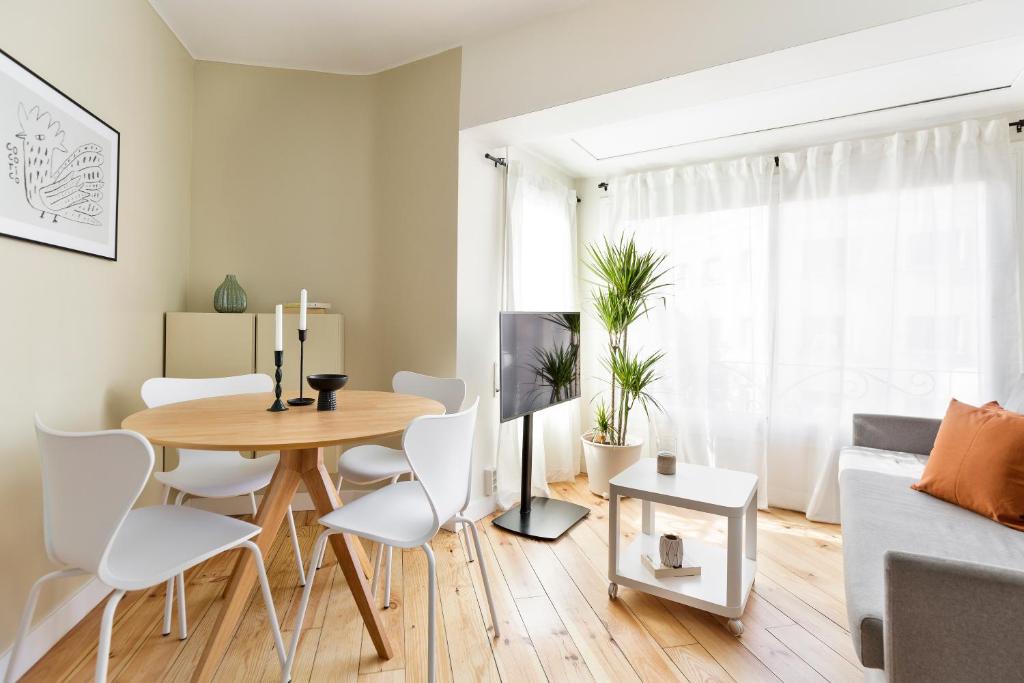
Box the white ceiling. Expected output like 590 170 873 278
148 0 590 75
464 0 1024 178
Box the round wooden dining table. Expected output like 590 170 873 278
122 389 444 682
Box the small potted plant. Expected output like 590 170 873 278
581 235 668 497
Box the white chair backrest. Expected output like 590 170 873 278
141 374 272 408
402 398 479 531
392 371 466 414
35 417 153 577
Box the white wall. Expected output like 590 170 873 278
574 177 610 470
456 135 505 504
459 0 967 129
456 140 582 511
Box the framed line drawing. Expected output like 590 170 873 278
1 48 119 260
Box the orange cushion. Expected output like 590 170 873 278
912 399 1024 530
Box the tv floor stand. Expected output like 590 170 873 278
492 412 590 540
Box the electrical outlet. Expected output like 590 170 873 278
483 467 498 497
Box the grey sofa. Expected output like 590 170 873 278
840 413 1024 682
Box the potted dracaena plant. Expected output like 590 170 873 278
581 235 668 496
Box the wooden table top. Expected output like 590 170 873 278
122 390 444 451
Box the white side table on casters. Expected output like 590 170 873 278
607 459 758 635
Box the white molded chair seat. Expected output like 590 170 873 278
318 481 435 548
335 446 407 485
105 506 262 590
154 451 279 499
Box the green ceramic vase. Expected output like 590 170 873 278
213 274 247 313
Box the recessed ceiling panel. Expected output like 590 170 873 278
572 38 1024 161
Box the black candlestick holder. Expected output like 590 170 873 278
268 349 288 412
287 329 315 406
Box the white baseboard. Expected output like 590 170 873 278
0 576 111 681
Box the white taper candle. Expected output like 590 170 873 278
299 289 308 331
275 304 283 351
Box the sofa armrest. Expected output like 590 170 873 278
852 414 940 455
885 551 1024 682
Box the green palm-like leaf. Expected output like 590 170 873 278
586 235 669 445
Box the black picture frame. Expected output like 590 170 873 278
0 47 120 261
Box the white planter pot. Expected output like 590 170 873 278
580 433 644 498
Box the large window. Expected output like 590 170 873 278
600 120 1020 521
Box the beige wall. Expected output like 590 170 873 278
374 49 461 380
189 50 460 390
188 62 387 386
0 0 194 654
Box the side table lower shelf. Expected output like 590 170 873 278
610 534 755 620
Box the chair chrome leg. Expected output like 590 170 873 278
176 573 187 639
162 578 174 636
460 516 500 637
95 590 126 683
316 474 344 569
285 505 306 586
164 490 189 636
282 531 332 683
384 546 393 608
422 543 436 683
249 491 259 517
241 540 286 672
461 521 475 563
370 543 385 598
4 569 83 683
380 473 400 607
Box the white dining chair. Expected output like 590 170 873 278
4 418 285 683
316 371 471 609
283 399 496 683
140 374 305 641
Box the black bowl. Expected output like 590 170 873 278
306 373 349 392
306 374 348 411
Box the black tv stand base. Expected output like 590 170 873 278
492 496 589 540
491 412 589 541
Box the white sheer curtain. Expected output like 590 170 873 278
610 158 777 509
497 160 581 509
606 119 1020 522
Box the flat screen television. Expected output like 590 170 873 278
500 311 580 422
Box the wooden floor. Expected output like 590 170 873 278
23 475 860 682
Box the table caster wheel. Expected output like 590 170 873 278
726 619 744 636
608 582 618 599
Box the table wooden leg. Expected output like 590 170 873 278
192 450 303 682
299 447 394 660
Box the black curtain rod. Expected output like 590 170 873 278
487 152 582 202
1012 119 1024 133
